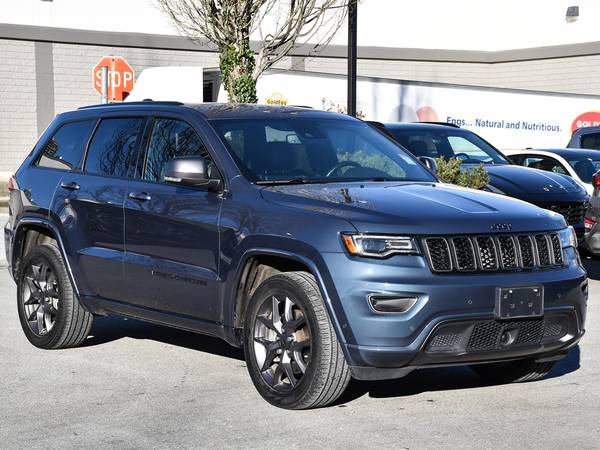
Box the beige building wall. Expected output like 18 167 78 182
2 32 600 172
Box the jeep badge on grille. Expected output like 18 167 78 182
490 223 513 231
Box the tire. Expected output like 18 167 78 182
470 359 556 383
243 271 351 409
17 244 93 349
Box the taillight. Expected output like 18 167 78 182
7 175 15 192
593 171 600 187
585 217 596 233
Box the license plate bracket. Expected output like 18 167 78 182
495 286 544 319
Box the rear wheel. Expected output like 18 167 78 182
17 244 93 349
243 271 350 409
470 358 556 383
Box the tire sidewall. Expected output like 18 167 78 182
243 274 324 409
16 245 70 349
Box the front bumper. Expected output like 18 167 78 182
348 309 583 380
321 250 587 380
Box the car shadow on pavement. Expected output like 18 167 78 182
337 345 581 404
82 315 245 361
81 310 581 404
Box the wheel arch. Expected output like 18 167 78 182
227 248 351 353
12 217 80 296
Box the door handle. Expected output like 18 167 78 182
60 181 80 191
128 191 152 202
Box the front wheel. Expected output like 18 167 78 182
243 271 351 409
470 358 556 383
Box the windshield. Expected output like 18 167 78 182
209 118 436 183
565 156 600 183
389 128 509 165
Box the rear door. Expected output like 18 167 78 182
123 115 223 321
54 115 146 301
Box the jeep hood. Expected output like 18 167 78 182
483 165 585 197
260 182 566 235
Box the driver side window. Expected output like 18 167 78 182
143 118 217 183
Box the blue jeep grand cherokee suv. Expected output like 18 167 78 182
5 102 587 409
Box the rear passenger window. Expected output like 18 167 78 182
37 120 95 170
143 118 216 182
84 118 143 178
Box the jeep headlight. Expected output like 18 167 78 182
341 233 419 258
558 226 577 248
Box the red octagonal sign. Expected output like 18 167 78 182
92 56 135 101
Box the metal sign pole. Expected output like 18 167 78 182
347 0 358 117
100 66 109 104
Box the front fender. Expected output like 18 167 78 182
221 236 354 353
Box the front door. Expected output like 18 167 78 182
123 117 222 321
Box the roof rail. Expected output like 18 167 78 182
416 121 461 128
78 100 185 110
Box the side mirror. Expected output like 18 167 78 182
418 156 438 173
162 156 220 190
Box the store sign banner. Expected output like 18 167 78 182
256 72 600 149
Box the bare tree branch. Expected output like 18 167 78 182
155 0 348 81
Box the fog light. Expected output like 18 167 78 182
368 295 418 313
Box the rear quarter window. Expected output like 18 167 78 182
37 120 96 170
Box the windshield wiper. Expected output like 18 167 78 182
255 177 326 186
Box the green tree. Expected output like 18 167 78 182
435 157 489 190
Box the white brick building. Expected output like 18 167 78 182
2 0 600 172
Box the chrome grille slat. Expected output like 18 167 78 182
517 235 535 269
535 234 551 267
450 237 476 272
474 236 498 271
549 233 563 266
424 232 565 274
496 235 518 270
424 238 452 272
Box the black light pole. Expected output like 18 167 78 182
347 0 357 116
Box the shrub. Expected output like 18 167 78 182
435 157 489 190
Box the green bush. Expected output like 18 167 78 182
435 157 489 190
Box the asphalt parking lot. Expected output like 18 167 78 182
0 236 598 448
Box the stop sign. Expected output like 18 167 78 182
92 56 135 101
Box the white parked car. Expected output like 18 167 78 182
504 148 600 195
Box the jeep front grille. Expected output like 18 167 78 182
423 232 564 273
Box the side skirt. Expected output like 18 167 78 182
81 295 236 345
